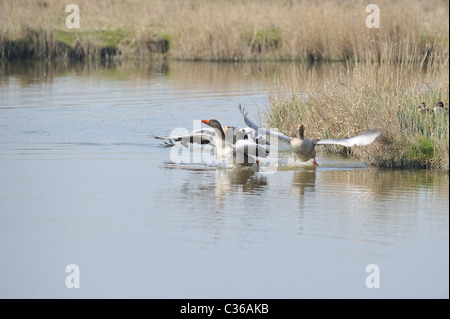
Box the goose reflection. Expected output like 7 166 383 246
176 166 268 210
215 167 268 208
173 166 268 245
291 168 317 196
291 168 317 212
219 167 267 190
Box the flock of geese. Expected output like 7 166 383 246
155 105 383 168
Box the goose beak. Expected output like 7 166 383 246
298 124 303 129
201 120 210 125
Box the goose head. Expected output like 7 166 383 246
201 119 222 130
201 119 226 140
436 101 444 108
298 124 305 139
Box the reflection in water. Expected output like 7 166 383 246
170 166 268 246
318 169 449 200
291 168 317 218
214 167 268 207
219 167 267 190
310 168 449 246
0 60 170 86
171 160 446 247
0 59 343 89
176 166 268 210
291 168 316 196
290 168 317 236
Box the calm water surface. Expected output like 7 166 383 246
0 61 448 298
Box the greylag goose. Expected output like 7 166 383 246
240 105 383 166
154 124 269 148
201 119 269 166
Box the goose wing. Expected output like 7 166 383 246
153 132 216 148
239 104 291 143
240 127 270 145
234 139 269 158
315 128 383 147
191 128 216 135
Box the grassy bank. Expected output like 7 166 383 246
0 0 448 61
264 51 449 169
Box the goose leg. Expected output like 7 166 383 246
312 158 319 167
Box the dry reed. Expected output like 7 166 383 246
0 0 448 60
264 49 449 169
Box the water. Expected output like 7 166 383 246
0 61 448 298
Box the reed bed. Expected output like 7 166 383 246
264 50 449 169
0 0 448 61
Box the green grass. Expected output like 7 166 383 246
254 28 281 50
53 30 77 46
160 33 172 51
54 29 132 49
420 33 449 50
407 137 435 162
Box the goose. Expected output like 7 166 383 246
239 105 383 166
432 101 448 113
154 124 269 148
201 119 269 166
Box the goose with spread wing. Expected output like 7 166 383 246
239 105 382 166
154 124 269 148
201 119 269 166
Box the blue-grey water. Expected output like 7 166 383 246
0 61 448 298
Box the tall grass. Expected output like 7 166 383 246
0 0 448 60
264 49 449 169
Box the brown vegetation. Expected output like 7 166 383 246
263 50 449 169
0 0 448 61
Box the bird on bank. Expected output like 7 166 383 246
418 102 430 114
432 101 448 113
239 105 383 166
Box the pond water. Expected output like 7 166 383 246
0 60 448 298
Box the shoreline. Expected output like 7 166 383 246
0 27 448 63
